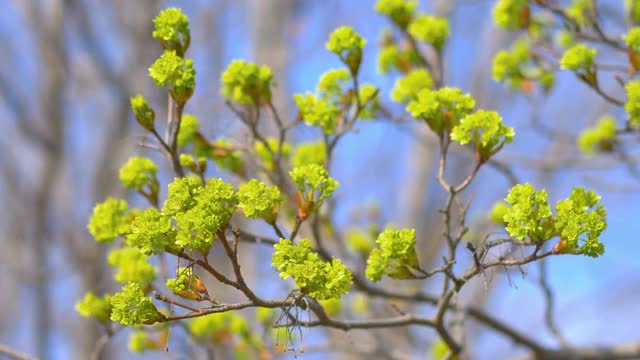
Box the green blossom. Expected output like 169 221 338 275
272 238 352 300
256 307 275 325
326 26 367 74
493 0 529 30
365 248 387 282
451 110 515 160
237 179 282 223
555 30 576 49
110 282 164 326
127 208 176 255
378 45 400 74
128 331 162 353
560 44 596 73
152 7 190 55
489 201 510 225
149 50 196 103
254 137 291 171
166 267 207 300
377 33 421 74
75 292 112 324
170 178 238 254
162 176 202 216
554 187 606 257
290 164 339 217
493 38 554 92
292 141 327 168
189 312 250 342
119 157 158 192
294 93 340 134
431 338 452 360
408 15 449 50
107 248 157 285
177 114 200 146
391 68 433 104
406 87 475 134
359 84 379 119
87 198 130 243
180 153 197 170
577 116 618 155
346 228 376 257
375 0 416 28
210 138 245 175
220 60 273 105
130 94 155 131
503 183 553 242
365 227 419 282
627 0 640 24
492 38 530 83
567 0 593 26
317 68 351 98
320 298 342 317
625 80 640 126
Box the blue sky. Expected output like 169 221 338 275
2 0 639 359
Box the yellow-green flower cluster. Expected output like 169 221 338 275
87 197 131 243
366 227 419 282
625 80 640 126
210 138 245 175
177 114 200 146
555 30 576 49
504 183 553 242
345 227 376 257
492 38 531 84
489 201 509 225
189 312 250 343
492 37 546 91
152 7 190 55
554 187 606 257
163 177 238 254
577 116 618 155
220 60 274 105
127 208 176 255
560 44 596 73
130 94 155 131
237 179 282 224
149 50 196 103
317 68 351 98
503 183 607 257
161 176 201 215
272 238 352 300
107 248 157 285
290 164 339 204
406 87 475 134
493 0 529 30
391 68 433 104
378 42 420 74
358 84 379 119
627 0 640 24
128 330 166 353
408 15 449 50
254 137 290 171
294 93 340 134
75 292 112 324
451 110 515 160
326 26 367 74
566 0 593 26
119 157 159 192
110 282 164 326
292 141 326 168
375 0 417 28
